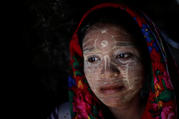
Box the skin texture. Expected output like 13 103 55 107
82 23 145 119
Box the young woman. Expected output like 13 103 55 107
50 2 178 119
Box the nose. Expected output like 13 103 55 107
100 55 120 79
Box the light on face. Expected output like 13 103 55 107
82 24 145 106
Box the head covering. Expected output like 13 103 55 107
68 3 178 119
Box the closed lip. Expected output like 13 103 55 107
99 85 125 94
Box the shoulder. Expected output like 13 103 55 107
49 102 71 119
58 102 71 119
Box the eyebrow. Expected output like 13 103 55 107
83 47 95 53
115 42 135 46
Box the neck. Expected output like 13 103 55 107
108 96 145 119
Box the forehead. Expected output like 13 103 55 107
82 24 135 49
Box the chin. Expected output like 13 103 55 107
103 101 125 108
99 96 127 107
98 92 139 108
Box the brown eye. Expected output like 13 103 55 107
116 53 132 59
87 56 100 63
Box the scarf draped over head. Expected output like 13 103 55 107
68 3 178 119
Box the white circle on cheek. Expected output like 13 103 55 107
100 40 108 48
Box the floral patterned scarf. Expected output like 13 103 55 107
68 3 178 119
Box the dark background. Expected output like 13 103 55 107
25 0 179 118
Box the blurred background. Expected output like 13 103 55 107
25 0 179 118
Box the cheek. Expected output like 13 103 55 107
84 63 101 78
120 62 144 90
84 63 102 90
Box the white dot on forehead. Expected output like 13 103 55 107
100 40 108 48
101 29 107 34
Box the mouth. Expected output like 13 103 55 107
99 85 125 95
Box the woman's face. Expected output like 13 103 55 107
82 23 145 107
